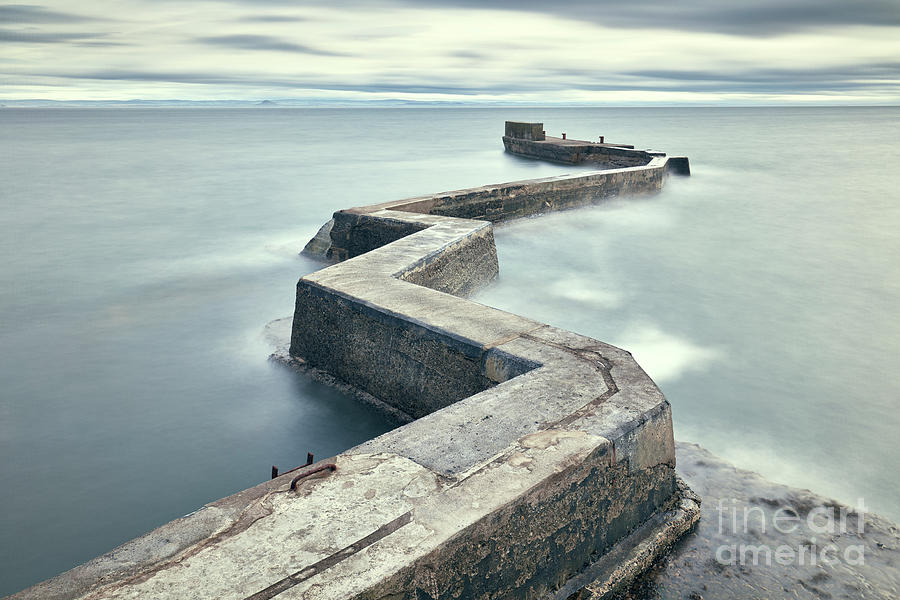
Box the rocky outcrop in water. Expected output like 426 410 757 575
622 442 900 600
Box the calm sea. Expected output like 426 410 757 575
1 106 898 595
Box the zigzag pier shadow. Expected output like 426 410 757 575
12 123 696 600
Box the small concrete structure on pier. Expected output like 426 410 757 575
12 124 694 600
504 120 546 141
503 121 690 176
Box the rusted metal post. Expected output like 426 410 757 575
273 453 314 479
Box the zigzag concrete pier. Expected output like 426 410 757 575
12 123 696 600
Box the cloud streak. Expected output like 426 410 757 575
0 4 100 24
39 69 492 95
377 0 900 36
237 15 308 23
195 34 346 56
0 27 113 44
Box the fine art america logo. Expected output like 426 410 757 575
715 498 867 566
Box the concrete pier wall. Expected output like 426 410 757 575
291 213 505 419
317 157 675 262
280 148 697 598
11 130 697 600
502 136 654 166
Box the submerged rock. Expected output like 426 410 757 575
622 442 900 600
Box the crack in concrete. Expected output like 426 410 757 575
520 333 621 430
482 323 548 351
84 492 280 598
83 468 351 599
242 511 414 600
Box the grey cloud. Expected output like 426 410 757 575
594 80 895 94
331 0 900 36
0 27 109 44
0 75 65 86
625 63 900 87
528 62 900 94
238 15 308 23
73 40 130 47
195 34 347 56
452 51 488 60
145 0 900 36
348 27 414 41
0 4 98 24
38 69 500 95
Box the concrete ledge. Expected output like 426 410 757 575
11 127 695 600
551 476 700 600
502 135 653 166
309 155 686 262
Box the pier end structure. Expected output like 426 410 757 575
502 120 690 175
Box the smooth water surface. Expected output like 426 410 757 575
1 106 898 595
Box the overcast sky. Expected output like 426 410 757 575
2 0 899 104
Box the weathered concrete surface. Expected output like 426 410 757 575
9 126 695 600
619 442 900 600
502 135 653 167
286 228 690 598
551 476 701 600
312 155 686 263
505 121 546 141
267 316 415 424
8 412 687 600
291 212 510 418
503 121 636 153
500 123 666 169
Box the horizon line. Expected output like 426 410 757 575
2 99 899 108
